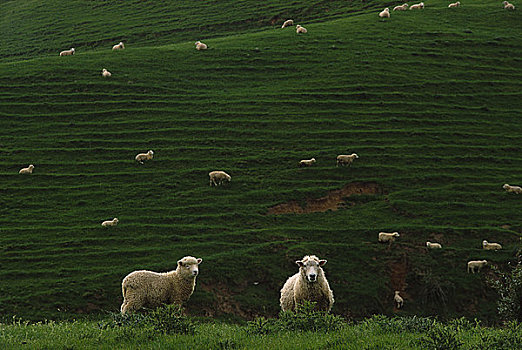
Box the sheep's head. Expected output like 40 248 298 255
395 291 401 295
352 153 359 159
426 242 431 247
148 150 154 156
177 256 203 278
297 255 326 283
404 3 409 7
503 1 508 4
225 174 231 181
296 25 301 29
503 184 510 189
71 48 75 52
195 41 201 45
482 240 489 246
28 165 34 169
393 232 400 237
113 218 119 224
311 158 316 163
385 8 390 11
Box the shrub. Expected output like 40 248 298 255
418 323 463 350
360 315 439 333
478 321 522 350
487 251 522 322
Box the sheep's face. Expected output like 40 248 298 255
297 256 326 283
178 257 203 278
148 150 154 156
483 240 488 246
352 153 359 159
113 218 119 224
393 232 400 238
503 184 510 189
29 165 34 169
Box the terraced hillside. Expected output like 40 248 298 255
0 0 521 322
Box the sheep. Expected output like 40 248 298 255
467 260 488 273
296 25 307 34
195 41 207 50
448 1 461 7
19 164 34 174
379 232 400 243
135 150 154 164
483 240 502 250
503 184 522 194
281 19 294 28
299 158 316 167
409 2 425 9
394 291 404 308
379 8 391 18
209 170 231 186
112 42 125 50
101 68 112 78
426 241 442 249
59 48 75 56
393 4 409 11
280 255 334 312
503 1 516 9
101 218 119 227
336 153 359 167
121 256 203 314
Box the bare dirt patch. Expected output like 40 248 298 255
267 182 383 215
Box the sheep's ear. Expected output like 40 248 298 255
197 258 202 264
177 260 183 266
296 260 304 267
319 260 327 266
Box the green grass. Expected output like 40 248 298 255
0 0 521 322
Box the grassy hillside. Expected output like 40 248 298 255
0 0 521 322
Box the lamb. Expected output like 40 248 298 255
59 48 75 56
209 170 231 186
503 1 516 9
482 240 502 250
296 25 307 34
426 241 442 249
280 255 334 312
467 260 488 273
394 291 404 308
379 232 400 243
299 158 316 167
121 256 203 314
19 164 34 174
195 41 207 50
101 218 119 227
135 150 154 164
101 68 112 77
503 184 522 194
393 4 409 11
409 2 425 9
448 1 461 7
336 153 359 167
112 42 125 50
281 19 294 28
379 8 391 18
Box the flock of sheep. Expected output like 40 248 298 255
379 1 515 18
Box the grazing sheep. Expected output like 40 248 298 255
336 153 359 167
121 256 203 314
426 241 442 249
101 68 112 77
299 158 316 167
296 25 307 34
101 218 119 227
467 260 488 273
393 4 409 11
59 48 75 56
19 164 34 174
394 291 404 308
112 42 125 50
195 41 207 50
379 8 391 18
448 1 461 7
282 19 294 28
503 1 516 9
503 184 522 194
209 171 231 186
483 240 502 250
135 150 154 164
280 255 334 312
379 232 400 243
409 2 425 9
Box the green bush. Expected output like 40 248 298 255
487 251 522 322
478 321 522 350
418 323 463 350
361 315 439 333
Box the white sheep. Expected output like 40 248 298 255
299 158 316 167
19 164 34 174
59 48 75 56
101 68 112 78
409 2 425 9
393 4 409 11
209 171 231 186
467 260 488 273
280 255 334 312
296 25 307 34
503 184 522 194
448 1 461 7
426 241 442 249
281 19 294 28
503 1 516 9
112 42 125 50
379 232 400 243
195 41 208 50
121 256 202 314
482 240 502 250
379 8 391 18
101 218 119 227
394 291 404 308
135 150 154 164
336 153 359 167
